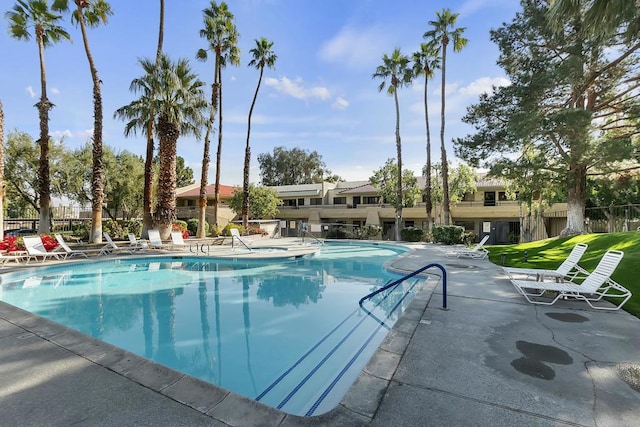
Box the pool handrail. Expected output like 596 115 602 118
301 230 324 245
359 262 448 309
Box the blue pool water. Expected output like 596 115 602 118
0 242 422 416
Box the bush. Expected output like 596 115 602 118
103 219 125 240
186 218 209 236
247 224 268 236
400 227 425 242
172 222 189 239
210 223 223 237
123 219 143 237
222 223 245 236
432 225 465 245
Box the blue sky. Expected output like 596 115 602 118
1 0 519 188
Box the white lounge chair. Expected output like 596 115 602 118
128 233 149 250
170 231 187 248
100 233 136 255
444 234 490 259
54 234 102 258
23 236 66 263
147 230 167 249
510 250 631 310
0 250 28 266
503 243 588 282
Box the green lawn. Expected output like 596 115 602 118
486 232 640 318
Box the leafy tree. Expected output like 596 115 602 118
424 8 468 226
372 48 413 241
53 0 113 243
426 162 477 224
196 0 240 234
587 172 640 232
412 41 440 232
258 146 341 185
369 159 422 208
229 184 281 219
455 0 640 235
4 130 64 215
243 37 277 229
6 0 71 232
175 156 194 188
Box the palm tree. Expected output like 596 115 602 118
372 48 412 241
196 1 240 237
115 55 206 238
548 0 639 39
412 42 440 232
424 8 467 225
141 0 165 238
243 37 277 229
6 0 71 233
53 0 112 243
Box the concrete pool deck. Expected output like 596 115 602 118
1 240 639 426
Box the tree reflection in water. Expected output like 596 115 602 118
256 274 325 308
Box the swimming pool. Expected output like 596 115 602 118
0 242 423 416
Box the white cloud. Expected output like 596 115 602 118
50 129 94 141
51 87 60 95
319 25 389 69
332 97 349 110
26 86 36 98
264 76 331 101
51 130 73 139
458 77 510 96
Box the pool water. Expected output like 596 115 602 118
0 242 422 416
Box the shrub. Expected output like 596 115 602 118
103 219 125 240
247 224 268 236
432 225 465 245
222 223 245 236
401 227 425 242
186 218 209 236
123 219 143 237
209 223 223 237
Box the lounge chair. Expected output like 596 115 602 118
170 231 187 248
128 233 149 250
147 230 167 249
444 234 490 259
0 250 28 266
509 250 631 310
100 233 136 255
23 236 66 263
54 234 103 258
503 243 588 282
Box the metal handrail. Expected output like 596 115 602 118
301 230 324 245
232 235 252 251
359 263 448 310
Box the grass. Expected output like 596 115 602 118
486 231 640 318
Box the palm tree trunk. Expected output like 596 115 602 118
243 67 264 229
36 27 52 234
213 62 223 226
0 100 4 240
394 90 403 241
142 0 165 237
424 75 433 232
155 116 178 239
440 42 451 225
76 5 105 244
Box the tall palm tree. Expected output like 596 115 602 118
424 8 467 226
115 55 206 238
372 48 412 241
141 0 165 238
196 1 240 237
412 42 440 233
243 37 277 229
53 0 112 243
0 100 5 240
6 0 71 233
548 0 639 39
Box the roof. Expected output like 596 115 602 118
338 183 378 194
176 183 238 198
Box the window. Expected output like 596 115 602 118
283 199 297 207
462 192 474 202
298 198 305 206
498 192 508 201
364 196 380 204
352 196 361 205
310 198 322 205
333 197 347 205
484 192 496 207
405 220 415 227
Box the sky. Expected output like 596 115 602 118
0 0 520 190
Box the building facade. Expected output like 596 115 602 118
176 177 568 243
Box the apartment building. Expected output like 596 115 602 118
176 177 567 243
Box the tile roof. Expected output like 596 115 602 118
176 183 238 198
